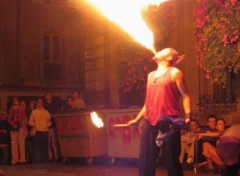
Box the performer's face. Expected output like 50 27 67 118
153 48 170 62
153 48 177 63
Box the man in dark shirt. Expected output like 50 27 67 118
43 91 60 162
195 114 218 166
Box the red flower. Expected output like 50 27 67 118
230 0 237 5
195 0 240 85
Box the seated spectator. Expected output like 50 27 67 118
179 119 200 165
205 114 218 132
72 90 86 109
198 118 226 172
195 114 218 165
216 124 240 176
0 111 9 165
198 117 225 139
61 96 74 110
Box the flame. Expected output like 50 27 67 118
90 111 104 128
82 0 169 54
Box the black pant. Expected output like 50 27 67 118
33 131 48 163
139 119 184 176
0 146 9 165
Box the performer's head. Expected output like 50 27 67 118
153 48 184 65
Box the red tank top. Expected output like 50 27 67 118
144 68 180 125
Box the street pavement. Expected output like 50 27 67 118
0 158 219 176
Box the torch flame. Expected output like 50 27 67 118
82 0 169 54
90 111 104 128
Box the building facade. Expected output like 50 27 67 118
0 0 86 111
0 0 239 125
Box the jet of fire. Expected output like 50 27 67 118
90 111 104 128
82 0 169 54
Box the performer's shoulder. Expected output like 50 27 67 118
170 67 182 73
170 67 184 79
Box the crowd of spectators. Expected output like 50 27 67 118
179 114 240 176
0 89 86 165
0 95 239 176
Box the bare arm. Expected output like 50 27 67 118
198 131 224 138
126 105 146 126
173 68 191 115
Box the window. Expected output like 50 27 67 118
43 33 61 62
198 70 236 114
43 63 64 80
41 33 64 80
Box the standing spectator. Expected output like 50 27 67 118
29 98 51 163
19 100 28 138
72 90 86 109
43 91 60 162
7 97 26 165
25 100 36 164
61 96 74 110
26 100 36 120
125 48 191 176
0 111 9 165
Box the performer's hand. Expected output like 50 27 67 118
185 117 190 124
114 118 140 127
126 119 138 126
184 113 191 124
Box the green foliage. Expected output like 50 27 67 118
195 0 240 85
